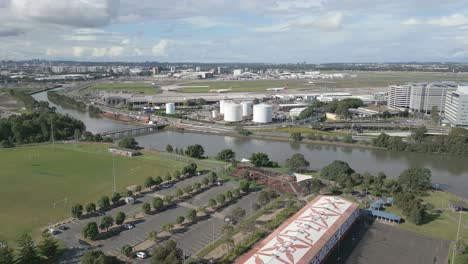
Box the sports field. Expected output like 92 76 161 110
86 83 159 94
0 143 188 245
177 72 468 93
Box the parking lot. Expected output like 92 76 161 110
55 174 263 263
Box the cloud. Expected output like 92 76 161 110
0 27 25 37
92 48 107 57
9 0 119 28
254 12 343 32
403 14 468 27
152 39 170 57
179 16 222 28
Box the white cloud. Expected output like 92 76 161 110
92 47 107 57
9 0 119 28
72 46 86 57
179 16 222 28
152 39 171 57
403 14 468 27
108 46 124 57
254 12 343 32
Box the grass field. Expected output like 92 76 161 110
86 83 160 94
0 143 189 245
384 191 468 241
177 72 468 93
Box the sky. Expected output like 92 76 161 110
0 0 468 63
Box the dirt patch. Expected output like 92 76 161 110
205 231 252 259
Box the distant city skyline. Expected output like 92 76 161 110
0 0 468 63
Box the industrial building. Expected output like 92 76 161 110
317 93 353 102
445 84 468 127
253 104 273 123
235 195 360 264
223 102 243 122
388 84 412 109
290 107 307 118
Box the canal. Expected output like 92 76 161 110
32 90 468 198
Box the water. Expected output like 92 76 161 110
32 90 468 198
31 89 132 134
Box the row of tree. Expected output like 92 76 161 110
0 233 59 264
373 127 468 156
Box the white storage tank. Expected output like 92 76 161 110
241 101 253 116
165 103 175 114
211 109 219 118
224 102 243 122
253 104 273 123
219 100 229 114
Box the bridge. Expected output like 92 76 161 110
102 124 166 140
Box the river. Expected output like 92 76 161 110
32 90 468 198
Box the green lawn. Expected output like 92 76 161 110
0 143 188 245
86 83 159 94
177 80 308 93
384 191 468 241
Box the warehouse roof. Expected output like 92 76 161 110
235 195 359 264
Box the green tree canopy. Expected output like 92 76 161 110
320 160 355 180
118 136 138 149
16 233 40 264
185 144 204 159
82 222 99 240
216 149 236 162
285 153 310 172
398 167 432 192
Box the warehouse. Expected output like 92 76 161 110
235 195 359 264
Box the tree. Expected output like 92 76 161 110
176 216 185 225
175 188 183 198
164 173 172 182
285 153 310 172
193 182 201 190
208 198 217 208
162 223 174 233
409 207 424 225
142 203 151 214
183 185 193 194
151 240 183 264
222 224 234 235
16 233 40 264
0 241 14 264
97 196 110 210
148 231 158 241
82 222 99 240
100 216 114 231
343 133 354 144
372 133 391 147
216 149 236 162
144 176 155 188
411 126 427 143
118 136 138 149
225 190 233 200
115 212 126 225
166 144 174 153
216 194 226 204
71 203 83 218
121 244 132 257
290 132 302 142
239 180 251 193
163 195 173 205
38 233 59 261
250 152 270 167
398 167 432 192
135 185 142 193
320 160 355 180
201 177 209 186
182 163 198 176
81 250 120 264
231 207 246 221
154 176 163 186
233 188 241 197
173 170 181 180
208 172 218 183
185 144 204 159
152 197 164 212
111 192 121 204
186 209 197 222
85 203 96 214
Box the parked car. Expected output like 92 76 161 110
136 251 147 259
58 225 68 231
160 183 173 189
48 228 59 235
215 181 223 186
123 223 135 230
194 172 201 176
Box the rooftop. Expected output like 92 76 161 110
235 195 359 264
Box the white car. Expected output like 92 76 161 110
136 251 147 259
123 223 134 230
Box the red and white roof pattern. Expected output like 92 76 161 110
236 195 358 264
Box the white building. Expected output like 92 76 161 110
233 69 243 76
409 82 457 113
290 107 307 118
445 85 468 127
388 85 411 109
318 93 353 102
